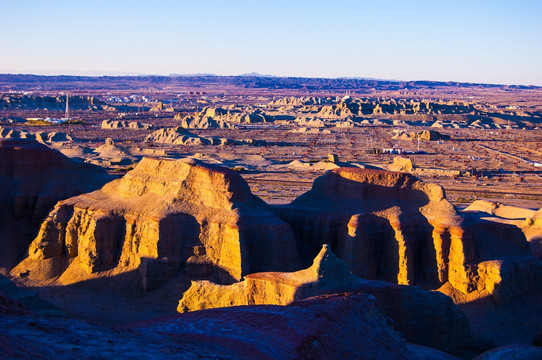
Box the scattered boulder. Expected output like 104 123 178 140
418 129 450 141
12 158 300 290
388 156 414 172
0 139 111 273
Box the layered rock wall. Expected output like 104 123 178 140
13 158 300 289
275 168 541 301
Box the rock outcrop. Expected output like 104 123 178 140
275 168 542 303
472 345 542 360
0 139 111 273
140 293 427 360
464 201 542 258
388 156 414 172
144 127 233 146
86 137 136 166
180 107 272 129
392 129 450 141
0 291 459 360
0 126 73 145
179 244 473 355
12 158 300 290
101 119 152 130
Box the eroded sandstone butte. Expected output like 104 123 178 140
275 168 542 303
0 139 111 274
179 244 473 354
12 157 300 290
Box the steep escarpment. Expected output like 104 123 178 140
12 157 300 290
276 168 542 303
0 139 111 273
179 245 473 355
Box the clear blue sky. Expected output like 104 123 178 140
1 0 541 85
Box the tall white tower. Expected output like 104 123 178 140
65 94 69 119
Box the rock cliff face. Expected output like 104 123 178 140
275 168 542 303
0 139 111 273
12 157 300 289
178 244 473 355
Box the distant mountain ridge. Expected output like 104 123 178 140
0 73 540 92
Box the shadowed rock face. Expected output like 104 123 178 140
138 293 419 360
464 200 542 259
179 245 473 355
275 168 542 303
0 139 111 273
472 345 542 360
1 292 462 360
12 157 300 289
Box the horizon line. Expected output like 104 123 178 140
1 72 541 88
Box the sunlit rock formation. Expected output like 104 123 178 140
275 168 542 304
179 244 473 354
101 119 152 129
12 158 300 289
392 129 450 141
0 139 111 274
180 107 272 129
86 137 136 166
144 126 233 145
0 126 73 145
